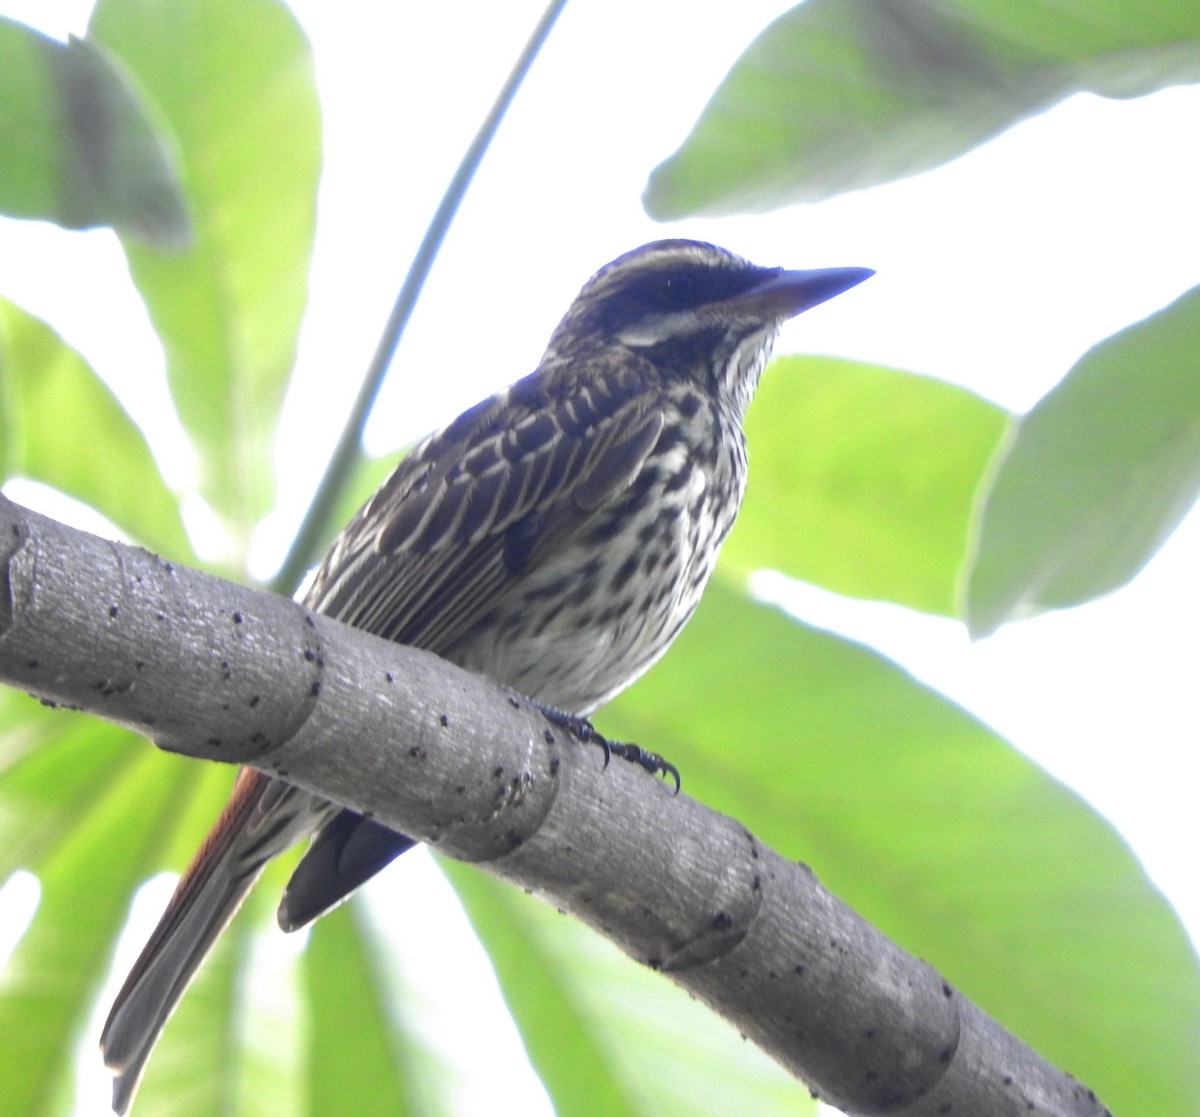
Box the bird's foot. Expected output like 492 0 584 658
534 702 681 794
603 740 681 793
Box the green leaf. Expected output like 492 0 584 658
645 0 1200 218
0 297 192 559
966 284 1200 636
0 718 214 1117
725 356 1009 616
602 583 1200 1117
303 904 423 1117
0 693 247 1117
0 16 188 244
0 703 134 881
89 0 321 553
447 863 811 1117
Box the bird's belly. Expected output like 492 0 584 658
451 463 736 715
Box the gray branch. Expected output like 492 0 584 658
0 494 1110 1117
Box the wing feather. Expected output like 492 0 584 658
304 353 664 656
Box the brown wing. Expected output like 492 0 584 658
303 352 666 654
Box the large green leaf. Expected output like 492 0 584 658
0 16 188 244
0 690 248 1117
89 0 320 554
601 583 1200 1117
645 0 1200 218
303 904 423 1117
726 356 1009 616
0 297 192 559
966 284 1200 636
449 862 639 1117
447 861 810 1117
0 713 214 1117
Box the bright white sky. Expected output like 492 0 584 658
2 1 1199 1114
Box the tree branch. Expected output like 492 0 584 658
0 494 1111 1117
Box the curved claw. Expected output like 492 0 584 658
607 742 681 794
658 758 682 796
532 701 680 792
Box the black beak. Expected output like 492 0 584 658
734 265 874 321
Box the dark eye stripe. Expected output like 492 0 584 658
659 272 696 305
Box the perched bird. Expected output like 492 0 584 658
100 240 871 1112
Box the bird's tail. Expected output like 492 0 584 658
100 768 330 1115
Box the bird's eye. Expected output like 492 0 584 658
658 271 696 306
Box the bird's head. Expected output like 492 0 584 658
544 239 872 417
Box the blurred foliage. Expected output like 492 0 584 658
726 356 1010 616
645 0 1200 216
91 0 321 561
966 284 1200 635
0 16 188 244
